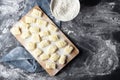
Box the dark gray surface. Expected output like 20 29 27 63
0 0 120 80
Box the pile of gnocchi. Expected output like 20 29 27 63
10 8 74 70
10 6 79 76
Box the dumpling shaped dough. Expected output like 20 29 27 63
49 34 59 41
40 53 50 61
58 55 66 65
38 40 50 48
47 45 58 54
50 53 60 62
33 48 42 57
46 61 56 69
39 30 50 37
31 34 41 42
36 19 47 27
29 26 40 33
26 42 36 50
11 26 21 35
31 9 42 17
20 31 31 39
20 21 29 31
56 40 67 48
64 45 73 54
48 24 58 32
25 16 36 23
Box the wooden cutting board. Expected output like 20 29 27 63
10 6 79 76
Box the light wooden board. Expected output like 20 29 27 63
10 6 79 76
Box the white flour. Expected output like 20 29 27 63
50 0 80 21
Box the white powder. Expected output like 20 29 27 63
50 0 80 21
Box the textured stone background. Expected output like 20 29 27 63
0 0 120 80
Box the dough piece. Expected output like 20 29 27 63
31 9 42 17
40 53 50 61
40 31 50 37
25 16 36 23
46 61 56 69
20 21 29 30
31 34 41 42
49 34 59 41
29 27 40 33
50 53 60 62
26 42 36 50
47 45 58 54
38 40 50 48
56 40 67 48
64 45 73 54
33 48 42 57
58 55 66 65
48 24 58 32
36 19 47 27
21 31 31 39
11 27 21 35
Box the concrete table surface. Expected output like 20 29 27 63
0 0 120 80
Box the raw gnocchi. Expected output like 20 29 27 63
50 53 60 62
38 40 50 48
31 34 41 42
58 55 66 65
20 21 29 30
31 9 42 17
25 16 36 23
47 45 58 54
26 42 36 50
64 45 73 54
48 24 58 32
40 53 50 61
46 61 56 69
10 26 21 35
33 48 42 57
20 31 31 39
29 26 40 33
40 30 50 37
36 19 47 27
49 34 59 41
56 40 67 48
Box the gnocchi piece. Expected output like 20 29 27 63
33 48 42 57
48 24 58 32
21 31 31 39
38 40 50 48
47 45 58 54
11 27 21 35
31 9 42 17
46 61 56 69
56 40 67 48
36 19 47 27
20 21 29 30
64 45 74 54
40 31 50 37
29 27 40 33
49 34 59 41
25 16 36 23
40 53 50 61
26 42 36 50
50 53 60 62
31 34 41 42
58 55 66 65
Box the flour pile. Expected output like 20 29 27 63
50 0 80 21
